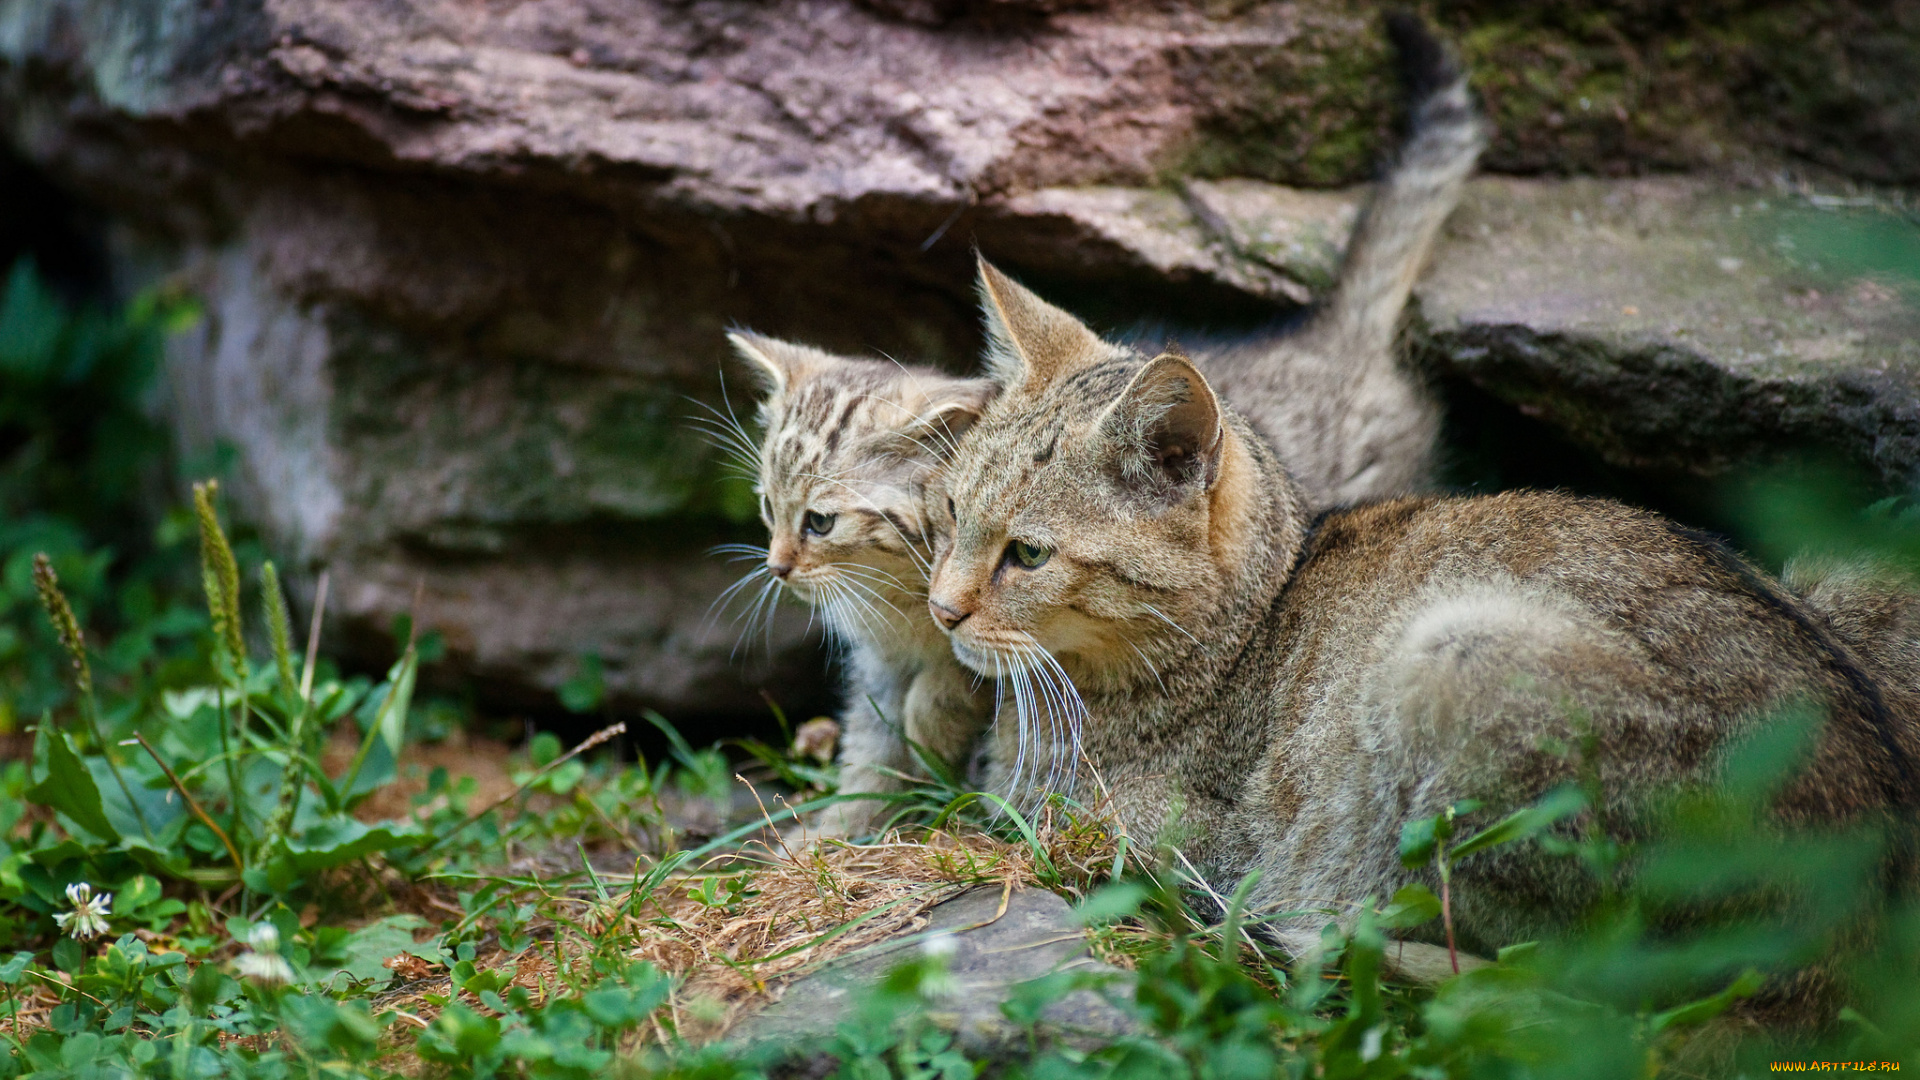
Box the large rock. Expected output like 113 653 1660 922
1421 178 1920 491
3 0 1916 716
730 886 1134 1059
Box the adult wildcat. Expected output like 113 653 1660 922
725 14 1486 835
925 267 1918 1008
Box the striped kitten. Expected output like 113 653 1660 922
926 270 1918 1010
727 334 996 837
729 15 1485 836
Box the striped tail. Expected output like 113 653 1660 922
1306 13 1488 357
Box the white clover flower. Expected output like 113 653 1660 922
248 923 281 954
52 883 112 941
235 950 294 985
235 921 294 986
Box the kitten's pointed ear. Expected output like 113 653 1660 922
727 331 821 393
911 378 997 459
976 256 1106 392
1101 353 1225 493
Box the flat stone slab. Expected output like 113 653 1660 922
729 886 1135 1058
1420 177 1920 487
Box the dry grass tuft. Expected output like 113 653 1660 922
615 828 1044 1041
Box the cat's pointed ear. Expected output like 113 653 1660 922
1101 352 1224 493
727 331 822 394
976 256 1106 392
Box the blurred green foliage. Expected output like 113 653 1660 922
0 258 209 729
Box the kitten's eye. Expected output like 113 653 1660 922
1007 540 1051 570
947 498 956 521
803 510 836 537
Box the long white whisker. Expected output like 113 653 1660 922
846 391 966 459
686 388 763 457
821 577 892 641
705 566 772 635
724 577 779 660
1008 643 1061 803
797 472 935 578
1010 634 1088 804
1004 657 1039 811
1141 603 1201 647
833 562 917 593
1033 649 1087 800
708 542 771 563
990 652 1026 813
684 410 765 479
1126 638 1169 695
830 572 910 622
684 414 762 464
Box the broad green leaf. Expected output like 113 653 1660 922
1072 881 1150 926
162 688 218 721
87 755 183 847
110 875 162 915
317 914 434 986
1398 817 1438 869
1648 967 1763 1033
1495 940 1539 965
189 961 232 1012
281 818 428 873
581 973 671 1029
1376 884 1441 930
0 261 65 376
0 952 30 984
26 730 118 844
51 937 82 976
1451 786 1586 863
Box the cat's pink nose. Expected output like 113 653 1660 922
928 598 970 631
768 560 793 580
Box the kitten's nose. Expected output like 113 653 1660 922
928 598 970 631
768 560 793 580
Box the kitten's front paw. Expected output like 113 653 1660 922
808 799 877 844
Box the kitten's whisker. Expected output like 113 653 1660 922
846 391 969 461
706 566 772 632
833 562 916 594
726 577 782 660
687 385 763 461
822 577 893 639
708 542 772 564
683 404 760 450
829 571 910 622
684 412 761 461
800 473 936 578
684 406 766 477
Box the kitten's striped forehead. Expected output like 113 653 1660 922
760 362 925 493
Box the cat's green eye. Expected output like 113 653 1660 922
803 510 836 537
1008 540 1051 570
